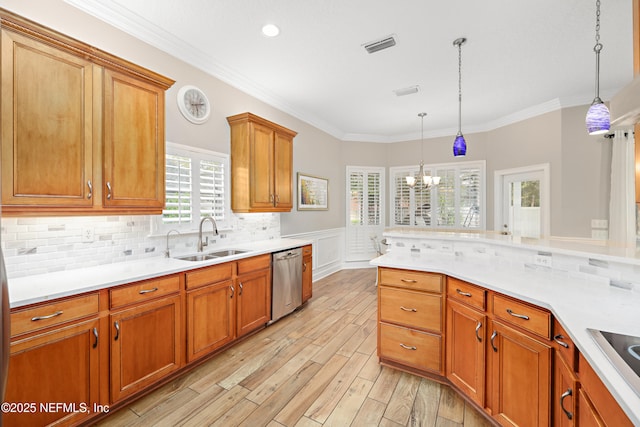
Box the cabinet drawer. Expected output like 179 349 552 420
237 254 271 275
379 286 441 332
302 245 312 256
186 262 233 290
379 322 441 373
492 294 551 339
447 277 486 310
553 319 577 372
11 293 99 337
110 275 180 309
379 268 442 293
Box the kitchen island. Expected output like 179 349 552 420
371 229 640 426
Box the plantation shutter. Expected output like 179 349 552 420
460 166 481 228
199 158 226 221
346 166 385 261
163 154 193 224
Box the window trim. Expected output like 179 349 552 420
153 142 231 235
389 160 486 230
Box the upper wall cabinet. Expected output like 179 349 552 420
0 10 174 216
227 113 297 213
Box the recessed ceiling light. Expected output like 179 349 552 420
262 24 280 37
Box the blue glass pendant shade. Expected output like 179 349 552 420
585 100 610 135
453 133 466 156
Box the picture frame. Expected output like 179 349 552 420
297 173 329 210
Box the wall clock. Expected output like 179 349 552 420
177 85 210 124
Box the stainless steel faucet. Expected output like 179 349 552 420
165 229 180 258
197 216 218 252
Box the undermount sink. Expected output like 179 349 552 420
175 254 219 262
175 249 249 262
207 249 249 257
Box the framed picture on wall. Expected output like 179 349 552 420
297 173 329 210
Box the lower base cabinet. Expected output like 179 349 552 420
110 294 182 402
4 319 101 427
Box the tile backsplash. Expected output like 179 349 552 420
1 213 280 278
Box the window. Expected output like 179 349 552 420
346 166 385 261
390 160 485 229
160 143 229 231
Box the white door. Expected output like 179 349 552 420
495 164 550 238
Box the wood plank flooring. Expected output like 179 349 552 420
95 268 492 427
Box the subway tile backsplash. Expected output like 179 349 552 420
1 213 280 279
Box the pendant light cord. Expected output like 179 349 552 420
593 0 603 101
457 41 462 134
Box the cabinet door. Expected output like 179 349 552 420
273 132 293 210
110 295 181 402
302 253 313 303
103 68 165 210
554 352 577 427
446 299 486 407
187 280 236 362
577 389 606 427
4 319 100 427
250 122 275 209
1 28 94 208
237 269 271 338
488 320 552 427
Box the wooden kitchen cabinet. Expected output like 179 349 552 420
487 293 552 427
236 254 272 338
5 295 102 427
446 298 486 407
186 263 235 362
0 10 174 216
227 112 297 212
377 267 444 376
109 276 182 402
554 351 577 427
302 244 313 303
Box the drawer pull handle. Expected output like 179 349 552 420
93 327 98 349
106 181 112 199
560 388 573 420
239 282 243 296
400 306 417 312
475 321 483 342
230 285 234 299
31 311 63 321
490 330 498 352
114 321 120 341
87 180 93 199
554 334 570 348
456 289 472 297
400 343 417 350
506 308 529 320
139 287 158 294
401 279 417 283
303 262 307 272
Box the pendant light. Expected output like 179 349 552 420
406 113 440 188
453 37 467 156
585 0 610 135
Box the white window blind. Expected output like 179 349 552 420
162 143 229 229
346 166 385 261
390 161 485 229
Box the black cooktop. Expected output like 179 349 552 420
590 329 640 397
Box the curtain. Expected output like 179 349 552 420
608 130 635 245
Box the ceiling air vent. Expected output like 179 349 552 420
363 35 397 54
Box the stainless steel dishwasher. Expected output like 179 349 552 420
271 247 302 323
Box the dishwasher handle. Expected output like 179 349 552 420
274 251 301 261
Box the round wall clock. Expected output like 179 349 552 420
177 85 211 124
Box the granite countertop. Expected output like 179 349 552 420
8 238 311 309
370 250 640 425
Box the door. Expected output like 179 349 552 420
273 132 293 210
236 269 271 337
250 122 275 209
110 295 181 402
1 28 94 208
489 320 552 427
554 352 577 427
4 319 100 426
446 299 486 407
495 164 549 238
103 68 165 209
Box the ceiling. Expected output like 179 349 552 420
66 0 634 143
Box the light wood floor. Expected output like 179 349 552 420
96 268 492 427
